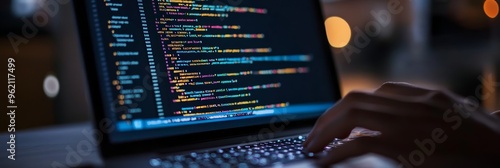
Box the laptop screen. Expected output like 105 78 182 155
83 0 338 143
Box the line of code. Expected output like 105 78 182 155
152 0 313 118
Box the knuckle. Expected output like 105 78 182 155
381 81 411 88
431 90 447 99
381 81 398 87
379 82 398 90
426 90 453 104
345 91 369 100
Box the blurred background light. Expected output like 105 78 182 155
484 0 499 19
43 74 59 98
324 16 351 48
11 0 39 17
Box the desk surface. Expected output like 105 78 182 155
0 123 103 168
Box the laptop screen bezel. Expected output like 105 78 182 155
73 0 341 158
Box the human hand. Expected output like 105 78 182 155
303 82 500 167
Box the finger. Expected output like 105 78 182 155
305 103 407 152
304 95 353 148
375 82 462 106
318 137 398 166
303 91 425 148
375 82 432 96
375 82 455 99
303 91 435 149
303 111 352 152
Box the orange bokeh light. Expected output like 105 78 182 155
324 16 351 48
484 0 499 19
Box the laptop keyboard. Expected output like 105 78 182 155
149 135 344 168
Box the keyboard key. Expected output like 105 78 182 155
153 135 341 167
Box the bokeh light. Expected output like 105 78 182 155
11 0 39 17
43 75 60 98
484 0 499 19
324 16 351 48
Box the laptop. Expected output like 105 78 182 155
74 0 341 167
